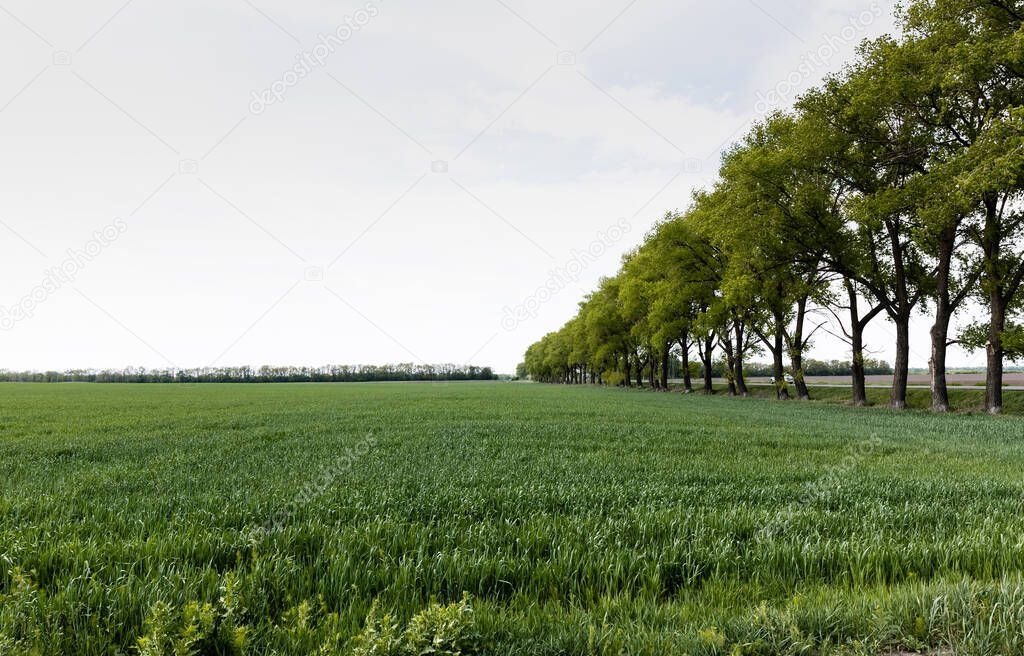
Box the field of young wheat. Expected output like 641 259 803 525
2 382 1024 655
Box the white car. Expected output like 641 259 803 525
769 374 796 384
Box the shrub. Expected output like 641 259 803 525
351 594 482 656
134 576 249 656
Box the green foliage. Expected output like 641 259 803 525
349 600 404 656
351 594 480 656
1004 324 1024 360
959 321 1024 361
601 370 626 387
959 322 990 354
402 594 480 655
135 576 249 656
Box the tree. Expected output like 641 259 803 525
712 115 840 400
687 189 761 397
799 54 934 410
900 0 1024 413
641 211 720 394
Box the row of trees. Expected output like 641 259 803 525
516 354 892 381
524 0 1024 414
0 364 497 384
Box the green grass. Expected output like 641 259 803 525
2 382 1024 655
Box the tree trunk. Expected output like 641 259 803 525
789 296 811 400
790 349 810 400
845 280 876 407
885 218 911 410
680 335 693 394
983 194 1005 415
850 323 868 408
891 314 910 410
733 319 749 397
660 346 669 391
722 334 737 397
929 227 956 412
987 293 1006 415
701 336 714 394
929 313 952 413
766 307 790 401
772 327 789 401
623 356 632 388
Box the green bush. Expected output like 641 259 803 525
351 594 481 656
134 576 249 656
601 371 626 386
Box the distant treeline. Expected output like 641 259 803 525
741 359 893 378
0 364 498 384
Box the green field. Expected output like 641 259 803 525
3 382 1024 655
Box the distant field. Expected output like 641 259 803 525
688 383 1024 414
3 383 1024 655
784 385 1024 414
729 373 1024 388
669 377 1024 415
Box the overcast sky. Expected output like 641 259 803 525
0 0 985 373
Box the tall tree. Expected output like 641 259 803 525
713 116 839 400
799 58 933 409
901 0 1024 413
